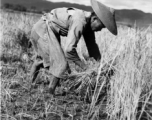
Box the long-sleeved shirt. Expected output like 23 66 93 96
30 7 101 77
44 7 101 62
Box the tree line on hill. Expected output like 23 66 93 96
2 3 50 14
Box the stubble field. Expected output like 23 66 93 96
1 10 152 120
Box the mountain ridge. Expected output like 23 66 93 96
1 0 152 28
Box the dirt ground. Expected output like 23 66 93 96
1 61 109 120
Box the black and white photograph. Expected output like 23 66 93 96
1 0 152 120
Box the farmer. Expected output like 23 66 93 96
30 0 117 95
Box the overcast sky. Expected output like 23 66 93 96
47 0 152 13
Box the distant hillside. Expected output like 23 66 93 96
1 0 93 11
1 0 152 28
116 9 152 28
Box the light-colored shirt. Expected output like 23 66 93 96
42 7 101 63
30 7 101 77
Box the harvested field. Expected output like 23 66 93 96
1 10 152 120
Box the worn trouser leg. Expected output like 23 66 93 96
30 59 60 94
30 60 44 84
30 18 69 94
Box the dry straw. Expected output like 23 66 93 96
1 10 152 120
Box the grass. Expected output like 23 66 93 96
1 9 152 120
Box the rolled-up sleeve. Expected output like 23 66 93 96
65 11 86 63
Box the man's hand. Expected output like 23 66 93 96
75 60 87 71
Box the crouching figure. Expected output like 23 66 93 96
30 0 117 95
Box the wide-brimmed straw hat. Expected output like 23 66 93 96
90 0 117 35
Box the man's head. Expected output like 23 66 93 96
90 12 105 31
90 0 117 35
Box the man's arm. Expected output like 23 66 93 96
83 28 101 61
64 12 87 70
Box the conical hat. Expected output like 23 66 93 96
90 0 117 35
